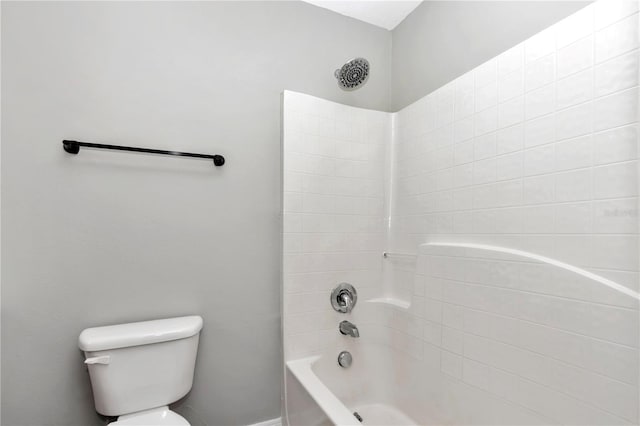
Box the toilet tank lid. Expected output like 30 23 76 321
78 315 203 352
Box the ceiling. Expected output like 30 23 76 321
302 0 423 31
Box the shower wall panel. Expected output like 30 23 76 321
389 2 640 424
282 91 391 360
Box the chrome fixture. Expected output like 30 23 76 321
339 320 360 338
331 283 357 313
334 58 370 90
338 351 352 368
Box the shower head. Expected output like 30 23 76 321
334 57 369 90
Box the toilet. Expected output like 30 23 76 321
78 316 203 425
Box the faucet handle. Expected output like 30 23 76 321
338 291 352 311
331 283 357 313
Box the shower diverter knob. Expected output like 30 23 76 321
330 283 357 313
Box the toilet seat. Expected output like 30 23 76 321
110 406 190 426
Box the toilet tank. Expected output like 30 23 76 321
78 316 203 416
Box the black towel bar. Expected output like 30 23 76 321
62 140 225 166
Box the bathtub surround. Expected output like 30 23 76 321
282 91 391 360
388 2 640 422
283 1 640 424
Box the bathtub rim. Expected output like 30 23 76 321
286 356 362 426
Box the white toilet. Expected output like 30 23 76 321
78 315 203 425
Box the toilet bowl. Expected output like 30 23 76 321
110 406 189 425
78 316 203 426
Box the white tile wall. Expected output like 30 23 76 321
393 2 639 269
282 91 390 359
411 244 639 424
390 1 640 425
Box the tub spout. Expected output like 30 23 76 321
339 320 360 338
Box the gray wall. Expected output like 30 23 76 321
0 2 390 425
391 1 591 110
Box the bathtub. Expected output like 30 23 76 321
284 348 419 426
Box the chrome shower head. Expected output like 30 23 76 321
334 57 369 90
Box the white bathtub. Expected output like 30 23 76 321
284 349 420 426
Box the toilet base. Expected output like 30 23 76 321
110 406 190 426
